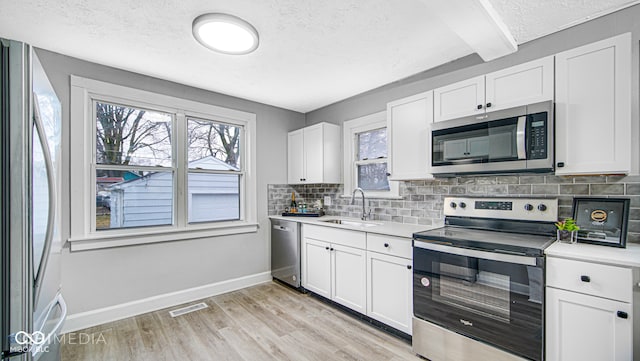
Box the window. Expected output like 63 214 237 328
186 118 241 223
70 76 257 250
355 127 390 191
343 111 399 198
95 101 174 230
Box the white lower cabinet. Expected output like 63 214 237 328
332 244 367 314
366 251 413 334
302 238 332 299
301 225 414 334
546 287 632 361
301 226 367 314
545 256 636 361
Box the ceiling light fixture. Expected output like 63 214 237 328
192 13 259 55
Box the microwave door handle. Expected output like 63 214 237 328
516 116 527 160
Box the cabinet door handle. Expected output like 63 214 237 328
486 102 492 108
477 104 483 110
384 243 389 248
617 311 628 319
330 248 334 251
557 162 565 168
407 265 412 270
580 275 590 282
325 246 329 250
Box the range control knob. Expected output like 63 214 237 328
450 202 457 209
538 204 547 212
524 204 534 211
459 202 466 208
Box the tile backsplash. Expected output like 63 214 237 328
268 174 640 243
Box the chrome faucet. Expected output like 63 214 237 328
351 187 371 221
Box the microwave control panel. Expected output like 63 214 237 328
527 112 547 160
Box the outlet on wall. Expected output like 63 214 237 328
323 196 332 206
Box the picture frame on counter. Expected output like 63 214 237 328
572 197 630 248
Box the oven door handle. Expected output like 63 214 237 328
516 115 527 160
413 239 538 266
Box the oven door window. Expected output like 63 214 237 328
413 248 543 361
436 262 512 322
432 117 520 166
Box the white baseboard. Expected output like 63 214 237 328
62 271 272 333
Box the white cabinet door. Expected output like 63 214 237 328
485 56 554 112
546 287 632 361
366 251 413 334
387 91 434 180
331 244 367 314
287 122 340 184
434 76 484 122
302 238 331 299
287 130 305 184
555 33 631 175
303 124 324 183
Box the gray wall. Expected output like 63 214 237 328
34 49 305 314
305 4 640 174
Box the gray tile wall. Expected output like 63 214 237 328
268 175 640 243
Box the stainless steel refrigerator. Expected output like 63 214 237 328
1 39 66 361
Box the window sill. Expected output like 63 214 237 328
68 222 259 251
339 194 403 200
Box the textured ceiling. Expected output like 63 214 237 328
0 0 636 112
488 0 639 43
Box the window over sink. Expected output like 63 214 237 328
343 111 399 198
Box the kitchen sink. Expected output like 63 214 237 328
320 219 381 227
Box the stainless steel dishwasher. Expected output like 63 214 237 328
270 219 301 288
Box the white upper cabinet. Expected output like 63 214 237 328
555 33 631 175
485 56 554 112
287 122 341 184
302 124 323 182
434 76 484 122
433 56 554 122
387 91 434 180
287 129 305 184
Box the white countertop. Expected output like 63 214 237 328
545 241 640 268
268 215 438 239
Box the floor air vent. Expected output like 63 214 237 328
169 302 208 317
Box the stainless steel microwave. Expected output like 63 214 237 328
430 101 553 176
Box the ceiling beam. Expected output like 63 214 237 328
425 0 517 61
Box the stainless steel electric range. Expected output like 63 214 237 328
412 197 558 361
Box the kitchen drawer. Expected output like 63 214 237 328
367 233 412 259
303 224 366 249
546 257 632 302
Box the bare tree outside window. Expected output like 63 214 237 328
187 118 241 169
95 102 172 167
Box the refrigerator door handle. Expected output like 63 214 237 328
31 293 67 358
32 93 56 307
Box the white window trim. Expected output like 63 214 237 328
342 111 400 199
69 75 257 250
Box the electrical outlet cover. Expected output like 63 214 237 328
323 196 332 206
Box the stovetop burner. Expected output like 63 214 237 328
413 197 559 257
413 226 556 257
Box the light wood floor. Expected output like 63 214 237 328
61 282 422 361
